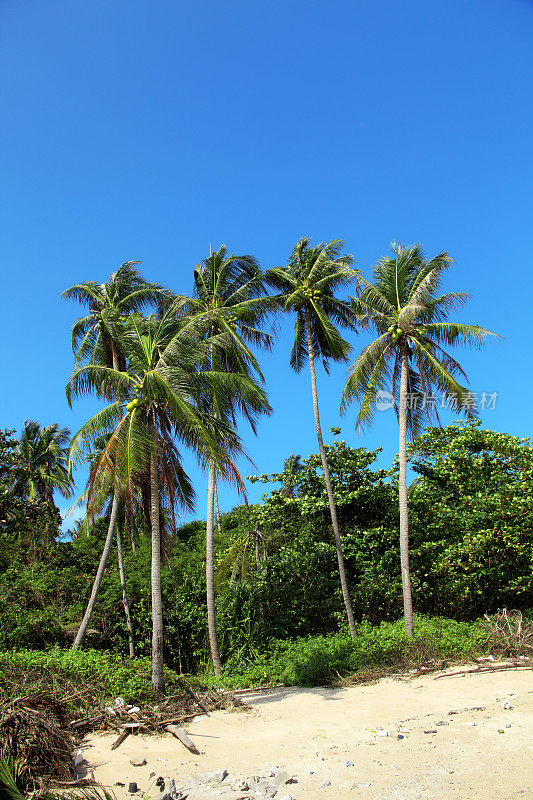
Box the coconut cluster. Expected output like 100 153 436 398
126 398 142 412
301 286 321 301
387 324 403 342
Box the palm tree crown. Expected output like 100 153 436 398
341 242 493 433
62 261 168 369
67 309 250 512
15 421 73 505
267 237 359 371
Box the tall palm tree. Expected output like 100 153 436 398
71 466 137 658
267 238 360 638
341 242 496 637
184 246 273 675
63 264 168 649
68 307 260 691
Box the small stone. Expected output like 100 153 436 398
273 772 292 787
130 757 147 767
320 780 331 788
424 730 437 734
352 780 373 788
198 769 229 785
255 779 277 797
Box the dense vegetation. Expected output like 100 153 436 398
2 240 528 693
1 419 531 688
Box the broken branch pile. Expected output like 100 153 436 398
0 694 76 788
69 684 244 749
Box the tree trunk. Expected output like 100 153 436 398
304 310 357 638
150 432 165 692
214 480 222 536
206 460 222 676
399 347 414 637
116 526 135 658
73 490 120 649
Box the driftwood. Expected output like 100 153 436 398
110 729 130 750
164 724 200 754
434 661 532 680
227 684 285 696
70 714 105 729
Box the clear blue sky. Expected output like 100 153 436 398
1 0 531 525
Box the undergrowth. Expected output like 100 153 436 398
1 613 526 708
0 648 210 715
219 615 488 687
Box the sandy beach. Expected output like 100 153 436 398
83 664 533 800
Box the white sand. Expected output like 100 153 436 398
84 664 533 800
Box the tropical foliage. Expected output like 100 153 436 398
1 238 513 697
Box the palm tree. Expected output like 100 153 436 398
184 246 273 676
68 307 258 691
341 242 496 637
11 420 74 558
71 470 137 658
14 421 74 557
63 264 168 649
267 238 360 638
62 261 168 370
15 421 73 507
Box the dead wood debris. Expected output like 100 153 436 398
0 693 76 788
69 686 245 738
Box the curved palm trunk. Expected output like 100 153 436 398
116 527 135 658
73 490 120 649
206 461 222 676
304 312 357 638
399 348 414 638
150 433 165 692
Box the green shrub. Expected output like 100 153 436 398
220 615 487 687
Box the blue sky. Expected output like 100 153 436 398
1 0 532 526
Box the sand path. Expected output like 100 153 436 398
84 664 533 800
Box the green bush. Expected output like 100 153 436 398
220 616 486 687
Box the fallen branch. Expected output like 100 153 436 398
434 661 532 680
164 724 200 754
110 729 130 750
224 684 285 696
